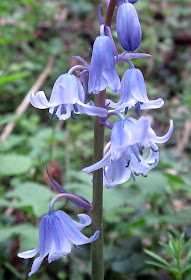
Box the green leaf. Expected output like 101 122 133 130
0 223 38 251
146 261 171 271
5 182 55 217
0 114 20 126
145 249 171 267
0 154 32 176
0 72 30 86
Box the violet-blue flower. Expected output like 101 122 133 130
30 73 107 120
106 68 164 112
83 116 173 188
117 2 142 51
18 211 99 277
88 25 120 94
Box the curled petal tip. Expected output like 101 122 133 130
156 119 174 144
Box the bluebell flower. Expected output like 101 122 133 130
106 68 164 112
18 211 99 277
105 0 138 7
30 73 107 120
83 117 173 188
88 25 120 94
117 3 142 51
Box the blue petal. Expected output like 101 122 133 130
72 214 92 231
50 104 72 120
156 119 174 143
128 69 148 103
82 150 111 173
48 214 71 263
131 117 156 145
104 158 131 188
28 215 52 277
88 36 120 94
18 247 39 259
140 98 164 110
77 101 108 117
55 211 99 245
30 91 50 109
110 120 132 161
117 3 142 51
50 74 79 105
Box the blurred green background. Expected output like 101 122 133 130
0 0 191 279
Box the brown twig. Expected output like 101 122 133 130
0 56 55 142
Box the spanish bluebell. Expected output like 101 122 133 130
106 68 164 112
117 2 142 51
30 73 107 120
88 25 120 94
18 211 99 277
83 117 173 188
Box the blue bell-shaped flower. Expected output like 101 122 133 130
117 2 142 51
18 211 99 277
30 73 107 120
88 25 120 94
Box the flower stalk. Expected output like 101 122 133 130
91 2 118 279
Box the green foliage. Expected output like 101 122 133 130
0 154 32 176
0 223 38 251
0 182 55 216
145 232 191 280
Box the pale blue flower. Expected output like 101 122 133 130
88 25 120 94
106 68 164 112
117 2 142 51
18 211 99 277
30 73 107 120
83 117 173 188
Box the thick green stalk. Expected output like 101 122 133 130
91 90 106 280
91 1 118 279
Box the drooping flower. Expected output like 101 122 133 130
83 117 173 188
88 25 120 94
30 73 107 120
18 211 99 277
106 68 164 113
117 2 142 51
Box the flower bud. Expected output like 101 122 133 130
117 3 142 51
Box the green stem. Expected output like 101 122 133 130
91 91 105 280
91 1 118 279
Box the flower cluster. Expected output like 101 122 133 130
18 0 174 277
